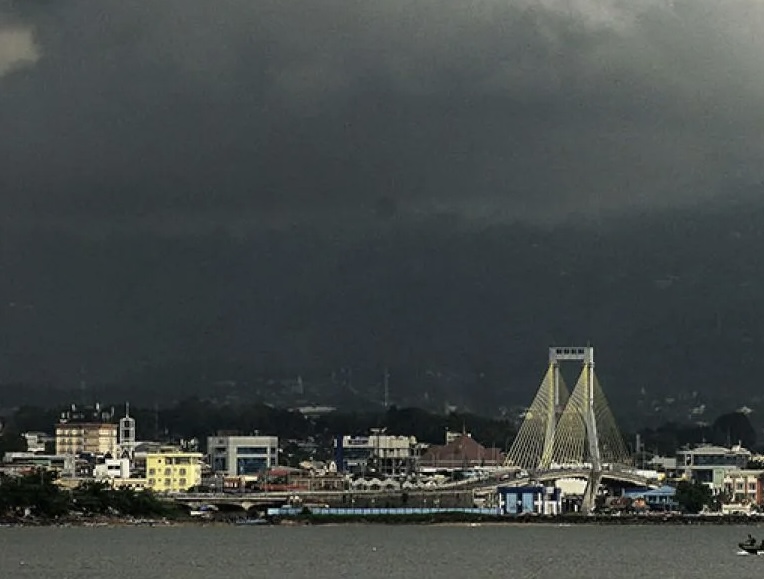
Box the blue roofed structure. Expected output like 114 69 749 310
623 485 677 511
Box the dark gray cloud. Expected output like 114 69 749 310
5 0 764 414
2 0 763 235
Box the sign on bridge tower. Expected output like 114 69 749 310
505 346 629 470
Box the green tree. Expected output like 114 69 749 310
72 481 112 515
0 471 180 521
0 469 70 518
674 480 712 514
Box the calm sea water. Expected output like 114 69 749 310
1 523 761 578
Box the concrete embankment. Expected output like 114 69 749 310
269 513 764 526
3 512 761 527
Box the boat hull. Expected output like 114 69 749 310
738 542 764 555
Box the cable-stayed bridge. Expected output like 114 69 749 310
503 346 657 512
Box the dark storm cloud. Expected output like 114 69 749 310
2 0 764 234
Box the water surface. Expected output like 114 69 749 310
0 523 760 578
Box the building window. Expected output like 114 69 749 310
164 478 171 487
165 468 172 475
148 478 155 485
179 478 187 487
149 468 156 475
237 457 267 475
237 447 270 455
179 468 187 476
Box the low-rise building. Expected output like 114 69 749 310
207 434 279 476
94 458 131 480
105 478 147 491
146 449 203 493
645 455 677 474
498 485 561 515
419 434 504 471
259 467 346 492
723 469 764 505
1 452 75 477
622 485 678 511
335 430 420 476
23 431 54 454
676 444 751 492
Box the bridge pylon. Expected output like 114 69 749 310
504 347 630 512
551 350 629 468
505 355 568 470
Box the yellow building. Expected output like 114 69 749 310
146 450 203 493
55 423 118 456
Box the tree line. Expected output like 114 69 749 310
0 470 177 521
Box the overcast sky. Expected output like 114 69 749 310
2 1 764 402
2 0 763 235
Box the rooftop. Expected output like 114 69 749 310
679 445 751 455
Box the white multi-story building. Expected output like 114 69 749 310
335 430 420 476
677 444 751 492
207 435 279 476
94 457 131 480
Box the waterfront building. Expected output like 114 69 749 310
498 485 561 515
145 449 203 492
207 434 279 476
53 475 147 492
334 430 420 476
622 485 678 511
722 469 764 506
676 444 751 491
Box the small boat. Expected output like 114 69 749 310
738 539 764 555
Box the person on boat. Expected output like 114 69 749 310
745 534 756 546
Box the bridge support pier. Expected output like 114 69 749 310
582 470 602 515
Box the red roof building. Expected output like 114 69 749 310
419 434 505 470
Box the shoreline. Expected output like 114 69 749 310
3 513 764 528
275 515 764 527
